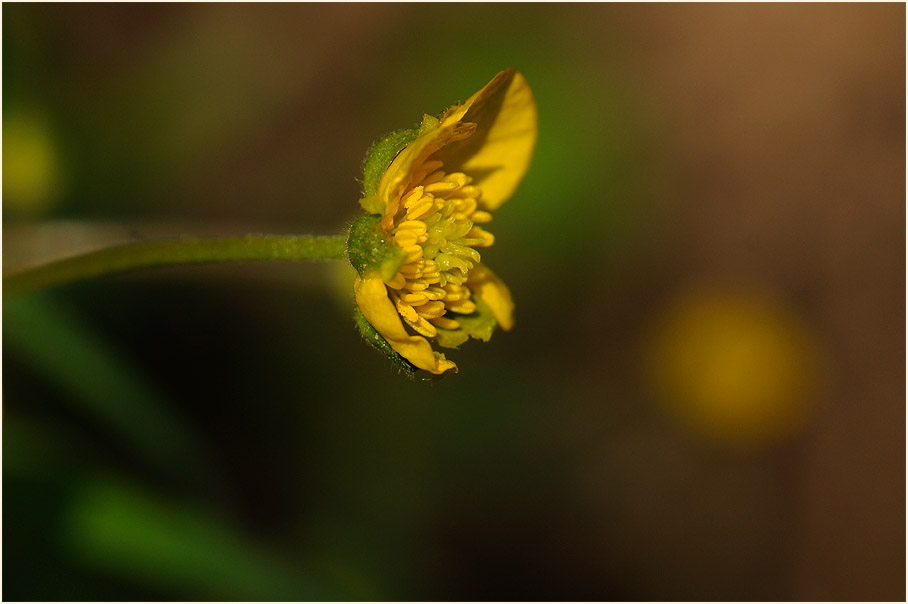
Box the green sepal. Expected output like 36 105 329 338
435 297 498 348
361 128 420 200
359 114 440 210
434 327 469 349
354 307 415 378
346 214 407 281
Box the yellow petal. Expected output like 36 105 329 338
377 121 476 231
435 68 538 211
354 275 457 374
377 69 537 226
467 264 515 331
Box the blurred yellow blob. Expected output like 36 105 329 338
3 109 61 215
645 285 821 448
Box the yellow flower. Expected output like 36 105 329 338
350 68 537 375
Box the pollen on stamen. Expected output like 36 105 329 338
431 316 460 330
418 301 446 319
421 170 447 186
403 312 437 337
424 287 447 300
471 211 493 224
406 198 435 220
401 292 428 305
425 181 460 195
385 273 407 289
446 299 477 315
395 298 419 322
383 159 497 341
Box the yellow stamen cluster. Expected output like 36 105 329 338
384 159 495 339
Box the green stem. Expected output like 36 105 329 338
4 234 348 296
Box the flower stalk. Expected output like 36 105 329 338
3 234 347 296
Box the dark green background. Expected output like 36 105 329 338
3 4 905 601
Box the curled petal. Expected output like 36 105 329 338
378 121 476 232
435 68 538 211
467 264 515 331
354 275 457 375
377 69 537 223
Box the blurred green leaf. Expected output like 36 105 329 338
65 477 342 601
3 294 209 480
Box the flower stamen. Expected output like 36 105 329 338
386 160 494 332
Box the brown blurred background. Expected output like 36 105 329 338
3 4 905 601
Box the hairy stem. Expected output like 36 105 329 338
4 234 348 296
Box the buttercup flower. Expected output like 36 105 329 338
347 68 537 376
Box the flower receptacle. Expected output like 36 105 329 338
346 214 407 282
